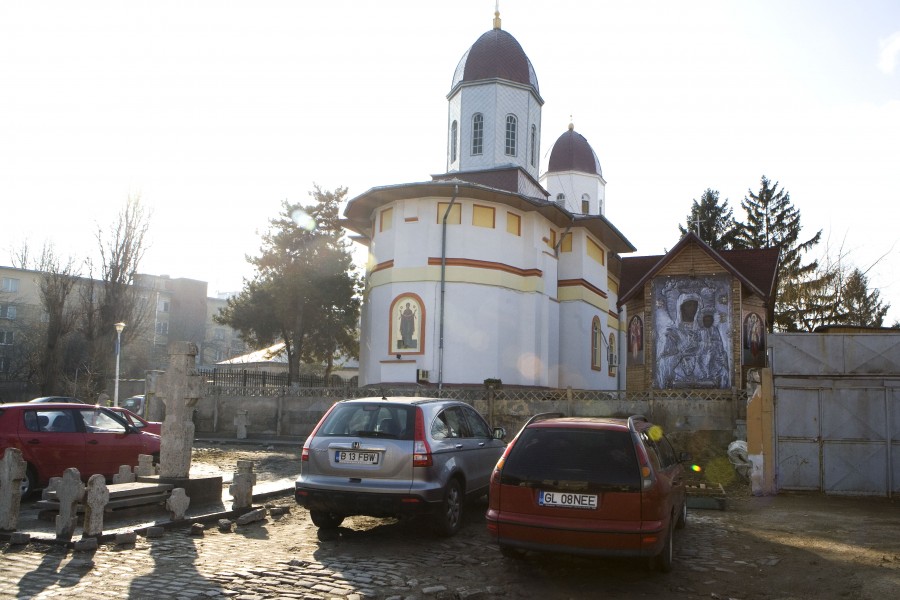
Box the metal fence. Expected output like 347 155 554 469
198 368 355 390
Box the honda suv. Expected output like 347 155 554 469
295 396 506 536
486 413 689 572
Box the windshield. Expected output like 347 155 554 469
318 403 415 440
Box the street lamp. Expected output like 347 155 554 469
114 322 126 407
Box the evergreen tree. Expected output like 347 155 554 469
216 186 361 383
677 188 738 250
733 176 823 331
839 268 889 327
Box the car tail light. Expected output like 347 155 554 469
413 407 432 467
634 439 656 491
301 401 338 462
490 435 518 483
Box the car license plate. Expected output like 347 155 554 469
538 490 598 509
335 450 379 465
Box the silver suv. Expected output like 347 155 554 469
295 396 506 536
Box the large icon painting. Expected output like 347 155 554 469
743 311 766 366
627 315 644 366
390 294 425 355
652 275 732 389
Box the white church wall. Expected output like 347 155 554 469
542 170 606 215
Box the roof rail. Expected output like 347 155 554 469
524 412 566 427
626 414 648 433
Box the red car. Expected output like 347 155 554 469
0 402 161 497
486 413 689 572
108 406 162 436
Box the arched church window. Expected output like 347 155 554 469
530 125 537 167
390 294 425 355
505 115 517 156
608 333 617 377
591 317 602 371
450 120 458 163
581 194 590 214
471 114 483 155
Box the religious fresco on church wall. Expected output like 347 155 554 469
627 315 644 366
389 293 425 355
742 311 766 367
652 275 732 389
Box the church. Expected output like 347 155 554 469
340 9 777 391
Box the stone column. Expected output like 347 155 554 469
228 460 256 510
0 448 27 531
145 369 165 422
82 474 109 537
166 488 190 521
56 468 85 540
157 342 202 478
234 411 249 440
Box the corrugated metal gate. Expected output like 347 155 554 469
772 333 900 497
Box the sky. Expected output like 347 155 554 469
2 1 900 323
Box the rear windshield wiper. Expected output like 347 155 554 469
354 430 399 439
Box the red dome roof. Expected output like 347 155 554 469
451 29 539 94
547 127 602 176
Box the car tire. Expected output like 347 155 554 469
309 510 344 529
432 478 463 537
21 465 37 499
650 519 675 573
675 500 687 530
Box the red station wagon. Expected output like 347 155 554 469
486 413 689 572
0 402 161 496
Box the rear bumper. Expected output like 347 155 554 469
295 485 441 518
485 509 666 558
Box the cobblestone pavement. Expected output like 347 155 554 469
2 493 899 600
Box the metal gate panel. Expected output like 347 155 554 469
823 442 887 495
775 386 821 490
821 388 886 440
843 336 900 374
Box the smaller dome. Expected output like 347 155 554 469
546 127 602 177
451 29 539 93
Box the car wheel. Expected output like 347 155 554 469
309 510 344 529
675 500 687 530
432 478 463 537
650 519 675 573
20 465 37 499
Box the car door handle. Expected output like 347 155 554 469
455 444 463 449
478 442 486 447
87 439 99 445
27 439 41 444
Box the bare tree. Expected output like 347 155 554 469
35 244 81 395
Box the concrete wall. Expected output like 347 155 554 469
193 388 747 463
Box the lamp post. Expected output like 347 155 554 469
114 322 126 407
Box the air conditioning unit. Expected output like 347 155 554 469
416 369 430 383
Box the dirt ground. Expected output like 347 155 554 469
189 442 900 599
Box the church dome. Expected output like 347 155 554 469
450 28 539 94
546 125 602 177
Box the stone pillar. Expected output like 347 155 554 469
166 488 190 521
135 454 156 478
82 474 109 537
234 411 249 440
112 465 135 484
158 342 202 478
56 468 85 540
228 460 256 510
0 448 27 531
145 369 165 422
746 367 776 496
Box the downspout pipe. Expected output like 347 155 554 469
437 184 459 394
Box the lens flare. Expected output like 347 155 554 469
691 464 702 473
648 425 664 441
291 209 316 231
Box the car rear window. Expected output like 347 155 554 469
501 427 640 490
318 403 415 440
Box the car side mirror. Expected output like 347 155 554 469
492 427 506 441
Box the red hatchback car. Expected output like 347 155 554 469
486 414 689 572
0 402 161 496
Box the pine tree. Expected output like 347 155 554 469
839 268 889 327
216 186 361 384
733 176 823 331
677 188 738 250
